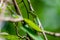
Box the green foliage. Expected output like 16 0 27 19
0 32 19 40
1 0 60 40
1 35 19 40
20 26 43 40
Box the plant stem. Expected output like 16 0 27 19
12 0 22 16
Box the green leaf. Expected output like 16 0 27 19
0 32 19 40
20 26 44 40
1 35 19 40
24 18 42 32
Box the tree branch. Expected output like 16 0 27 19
0 17 23 22
44 31 60 37
12 0 22 16
27 0 34 12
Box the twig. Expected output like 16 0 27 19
12 0 22 16
44 31 60 37
0 17 23 22
27 0 34 12
27 0 35 18
36 17 48 40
